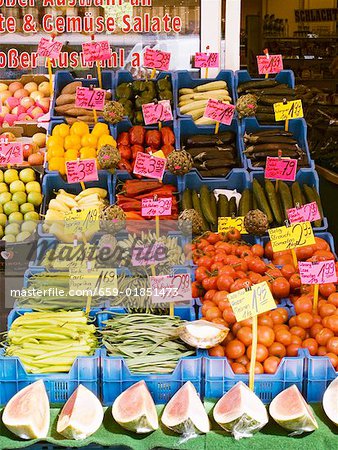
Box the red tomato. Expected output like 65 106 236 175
225 339 246 359
195 266 209 282
289 273 302 291
231 362 247 374
219 265 237 277
294 296 313 315
217 275 234 291
289 316 297 327
236 355 250 366
213 291 229 304
202 276 218 291
269 309 286 325
204 289 217 302
280 264 296 279
210 262 224 272
263 356 280 374
206 232 220 244
325 353 338 369
232 322 242 336
248 271 263 284
196 238 209 250
258 314 274 328
248 258 267 274
223 307 236 324
290 335 302 345
227 228 241 241
237 326 253 347
230 279 252 293
302 338 318 356
315 328 334 346
257 325 275 347
251 244 264 258
201 301 216 316
264 241 274 259
319 283 336 299
208 345 225 357
286 343 301 357
290 326 307 340
275 329 292 346
271 277 290 298
325 315 338 334
247 344 269 362
191 281 203 298
319 303 336 318
296 312 314 329
266 267 283 278
326 337 338 355
328 293 338 307
269 342 287 358
309 323 323 338
245 361 264 374
317 346 327 356
205 307 222 321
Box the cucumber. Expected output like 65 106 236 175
291 182 303 208
238 189 252 216
278 181 293 218
265 179 283 225
303 184 323 227
200 186 217 225
217 194 229 218
252 179 273 223
210 193 218 231
182 188 193 210
229 197 237 217
191 190 210 231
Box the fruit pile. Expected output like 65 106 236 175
117 125 175 173
47 122 117 174
0 79 50 126
0 168 41 242
0 130 46 166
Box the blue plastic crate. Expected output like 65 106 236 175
203 349 305 404
177 117 246 171
176 70 235 119
303 348 338 402
181 168 250 192
241 117 314 170
51 70 114 121
235 69 295 100
250 169 328 232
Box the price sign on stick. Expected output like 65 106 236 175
265 156 298 181
257 54 283 74
298 260 337 285
274 99 304 121
142 100 173 125
82 41 111 63
218 217 248 234
204 99 235 126
133 152 166 180
37 37 63 59
75 87 106 110
143 48 171 71
287 202 321 224
268 221 315 252
65 207 100 235
194 52 219 68
142 197 172 217
66 158 98 183
0 142 23 165
150 273 192 304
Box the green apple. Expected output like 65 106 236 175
25 181 41 194
27 192 43 207
12 192 27 206
0 213 6 227
0 182 8 194
20 202 34 215
8 212 23 223
4 169 19 184
21 220 37 233
3 201 19 216
5 223 20 236
10 180 25 194
24 211 39 221
2 234 15 242
0 192 12 205
19 168 36 184
16 231 31 242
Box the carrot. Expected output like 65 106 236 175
125 211 145 220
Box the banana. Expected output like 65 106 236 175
77 194 101 205
57 189 76 199
55 194 78 208
45 209 66 223
49 199 71 213
75 188 107 201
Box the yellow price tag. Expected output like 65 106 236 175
69 268 118 297
268 221 315 252
65 207 100 235
218 217 248 234
152 150 166 159
273 99 303 121
227 281 276 322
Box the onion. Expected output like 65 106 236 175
179 320 229 349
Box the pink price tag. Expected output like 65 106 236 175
287 201 321 224
150 273 192 304
0 142 23 165
37 37 63 59
75 87 106 110
131 243 166 267
298 260 337 285
142 100 173 125
204 99 235 125
141 197 172 217
66 158 98 184
257 54 283 74
194 52 219 68
265 157 298 181
143 48 171 71
133 152 166 180
82 41 111 63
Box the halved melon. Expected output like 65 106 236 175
323 377 338 426
269 385 318 433
161 381 210 435
57 385 103 440
2 380 50 440
112 381 158 434
213 381 268 438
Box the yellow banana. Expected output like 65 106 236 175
75 188 107 201
57 189 76 199
49 199 70 213
55 194 78 208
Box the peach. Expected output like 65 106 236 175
30 91 44 102
0 83 8 92
0 106 10 118
24 82 38 93
29 106 44 119
8 81 23 93
38 81 50 96
0 91 11 104
20 97 35 110
36 98 50 114
14 88 29 99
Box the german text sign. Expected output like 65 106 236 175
204 99 235 125
142 100 173 125
150 273 192 304
75 87 106 110
298 260 337 285
194 52 219 68
257 54 283 74
287 202 321 224
265 157 298 181
82 41 111 63
0 142 23 165
133 152 166 180
141 197 172 217
66 158 98 183
64 207 100 235
218 217 248 234
143 48 171 71
37 38 63 59
274 99 304 121
268 221 315 252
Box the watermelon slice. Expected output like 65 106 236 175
213 381 268 439
323 377 338 426
161 381 210 435
57 385 103 440
269 385 318 433
2 380 50 440
112 381 158 434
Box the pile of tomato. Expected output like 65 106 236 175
191 231 338 374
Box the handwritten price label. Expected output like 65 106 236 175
0 142 23 165
268 221 315 252
37 37 63 59
298 260 337 285
204 99 235 126
75 87 106 110
82 40 111 63
228 281 276 322
66 158 98 183
274 99 304 121
265 157 298 181
143 48 171 71
218 216 248 234
257 54 283 74
287 202 321 224
142 100 173 125
133 152 166 180
141 197 172 217
69 268 117 297
64 207 100 235
150 273 192 304
194 52 219 68
132 243 166 267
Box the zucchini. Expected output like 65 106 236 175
252 179 273 223
200 186 217 225
195 81 228 92
265 179 283 224
191 190 209 231
238 189 252 216
278 181 293 218
182 188 193 210
180 100 209 114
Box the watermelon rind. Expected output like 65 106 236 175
322 377 338 426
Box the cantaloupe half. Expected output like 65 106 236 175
323 377 338 426
213 381 268 438
2 380 50 440
57 385 103 440
112 381 158 434
269 385 318 433
161 381 210 435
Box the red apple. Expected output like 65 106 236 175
20 97 35 110
14 88 29 99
